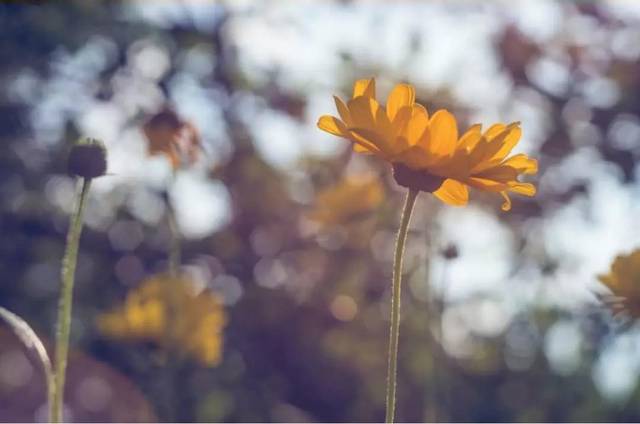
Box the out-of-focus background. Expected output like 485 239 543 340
2 1 640 422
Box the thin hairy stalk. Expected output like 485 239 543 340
51 178 91 423
163 179 183 421
386 188 419 423
167 202 181 278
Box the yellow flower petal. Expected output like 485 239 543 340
433 179 469 206
500 191 512 211
349 128 387 156
375 105 395 142
465 177 509 192
391 106 414 140
317 115 348 137
353 144 375 153
491 124 522 161
427 110 458 157
483 123 506 139
474 165 519 183
391 144 431 170
469 123 520 172
386 84 415 122
508 182 536 196
353 78 376 98
334 96 352 125
457 124 482 151
348 96 379 129
403 105 429 146
501 183 536 211
502 154 538 174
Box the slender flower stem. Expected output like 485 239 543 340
165 173 180 278
167 203 181 278
51 178 91 423
163 177 182 421
386 188 419 423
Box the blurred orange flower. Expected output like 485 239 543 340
308 175 384 225
143 107 201 170
97 274 225 367
317 78 537 210
598 249 640 319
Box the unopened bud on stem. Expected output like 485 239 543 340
67 138 107 179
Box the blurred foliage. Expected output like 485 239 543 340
1 1 640 423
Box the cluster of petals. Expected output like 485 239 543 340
318 78 538 210
97 274 226 366
598 249 640 319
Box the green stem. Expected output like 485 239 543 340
386 188 419 423
51 178 91 423
165 173 180 278
167 203 181 278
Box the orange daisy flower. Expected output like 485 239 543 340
317 78 537 210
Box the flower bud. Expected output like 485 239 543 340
67 137 107 179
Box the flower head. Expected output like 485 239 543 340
97 274 226 366
598 249 640 319
317 78 538 210
143 107 201 170
68 137 107 179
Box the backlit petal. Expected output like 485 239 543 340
508 182 536 196
318 115 348 137
502 154 538 174
483 123 506 139
429 149 471 179
353 144 375 153
412 104 429 120
375 106 393 136
391 106 413 136
404 105 430 146
474 165 519 183
428 110 458 157
500 192 512 211
348 96 378 129
433 179 469 206
457 124 482 151
334 96 352 125
469 123 520 172
465 177 509 192
353 78 376 99
387 84 415 122
349 128 387 156
491 125 522 160
391 144 431 170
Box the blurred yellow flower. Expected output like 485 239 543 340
308 175 384 225
97 274 226 367
317 78 538 211
598 249 640 319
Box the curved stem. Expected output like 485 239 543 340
51 178 91 423
386 188 419 423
